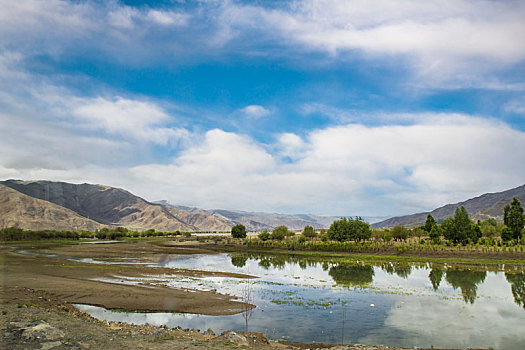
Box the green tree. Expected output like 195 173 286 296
327 217 371 242
504 197 524 241
501 226 513 242
429 225 441 243
302 225 316 238
424 214 438 233
442 206 479 244
271 225 289 240
391 225 409 241
231 224 247 239
258 230 270 241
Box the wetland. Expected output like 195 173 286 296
2 238 525 349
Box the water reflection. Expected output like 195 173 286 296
505 272 525 308
230 255 248 268
445 268 486 304
72 252 525 349
428 268 444 291
230 253 506 305
329 263 374 286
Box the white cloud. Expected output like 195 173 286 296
0 52 189 172
73 97 189 144
219 0 525 86
239 105 270 118
2 105 525 215
146 9 189 26
504 98 525 115
82 114 524 216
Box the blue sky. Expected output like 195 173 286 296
1 0 525 217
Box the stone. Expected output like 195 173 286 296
223 331 249 346
8 321 65 341
204 328 215 336
40 341 63 350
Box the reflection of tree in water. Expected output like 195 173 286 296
255 255 287 270
393 264 412 279
380 262 395 275
258 258 271 270
505 272 525 309
429 268 444 291
230 255 248 268
329 263 374 286
445 269 486 304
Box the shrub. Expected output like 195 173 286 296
231 224 247 239
327 217 371 242
298 235 306 243
271 225 290 240
302 225 316 238
258 230 270 241
391 225 409 241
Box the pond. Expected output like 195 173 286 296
75 252 525 349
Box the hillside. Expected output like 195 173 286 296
159 203 342 231
0 180 232 232
372 184 525 228
0 184 103 231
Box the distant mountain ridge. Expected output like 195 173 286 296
371 184 525 228
157 202 345 231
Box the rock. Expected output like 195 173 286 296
40 341 63 350
8 321 65 341
223 331 249 346
204 328 215 336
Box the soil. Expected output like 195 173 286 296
0 239 490 349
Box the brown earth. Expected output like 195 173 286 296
1 243 254 315
0 185 103 231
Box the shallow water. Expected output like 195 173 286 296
75 253 525 349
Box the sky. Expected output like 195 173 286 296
1 0 525 217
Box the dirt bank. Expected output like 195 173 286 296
1 243 254 315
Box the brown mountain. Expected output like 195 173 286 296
0 184 103 231
371 184 525 228
0 180 232 232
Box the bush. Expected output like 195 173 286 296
391 225 409 241
271 225 290 240
302 225 316 238
298 235 306 243
258 230 270 241
231 224 247 239
501 226 513 242
327 217 371 242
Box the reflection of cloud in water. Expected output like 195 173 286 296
359 296 525 350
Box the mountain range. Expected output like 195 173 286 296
371 184 525 228
1 179 523 232
0 180 344 231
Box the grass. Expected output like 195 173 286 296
211 244 525 267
